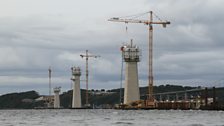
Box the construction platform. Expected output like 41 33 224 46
115 99 222 110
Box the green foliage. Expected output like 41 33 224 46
60 90 72 108
90 93 120 106
0 91 39 109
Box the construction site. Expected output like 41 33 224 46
31 11 224 110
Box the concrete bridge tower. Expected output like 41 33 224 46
53 87 61 108
71 67 82 108
122 40 141 104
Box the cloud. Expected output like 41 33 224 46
0 0 224 94
155 50 224 77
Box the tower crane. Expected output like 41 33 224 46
109 11 170 105
48 66 52 96
80 50 100 106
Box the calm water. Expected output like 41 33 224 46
0 109 223 126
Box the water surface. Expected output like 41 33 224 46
0 109 223 126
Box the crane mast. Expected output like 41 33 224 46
109 11 170 104
80 50 100 106
48 67 52 96
148 11 153 102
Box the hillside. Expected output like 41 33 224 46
0 85 223 109
0 91 40 109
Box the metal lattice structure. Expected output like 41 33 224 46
80 50 100 106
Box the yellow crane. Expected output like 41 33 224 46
109 11 170 106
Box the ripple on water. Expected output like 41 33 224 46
188 124 204 126
114 121 134 125
72 119 85 123
104 117 110 120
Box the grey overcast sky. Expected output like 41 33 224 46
0 0 224 95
